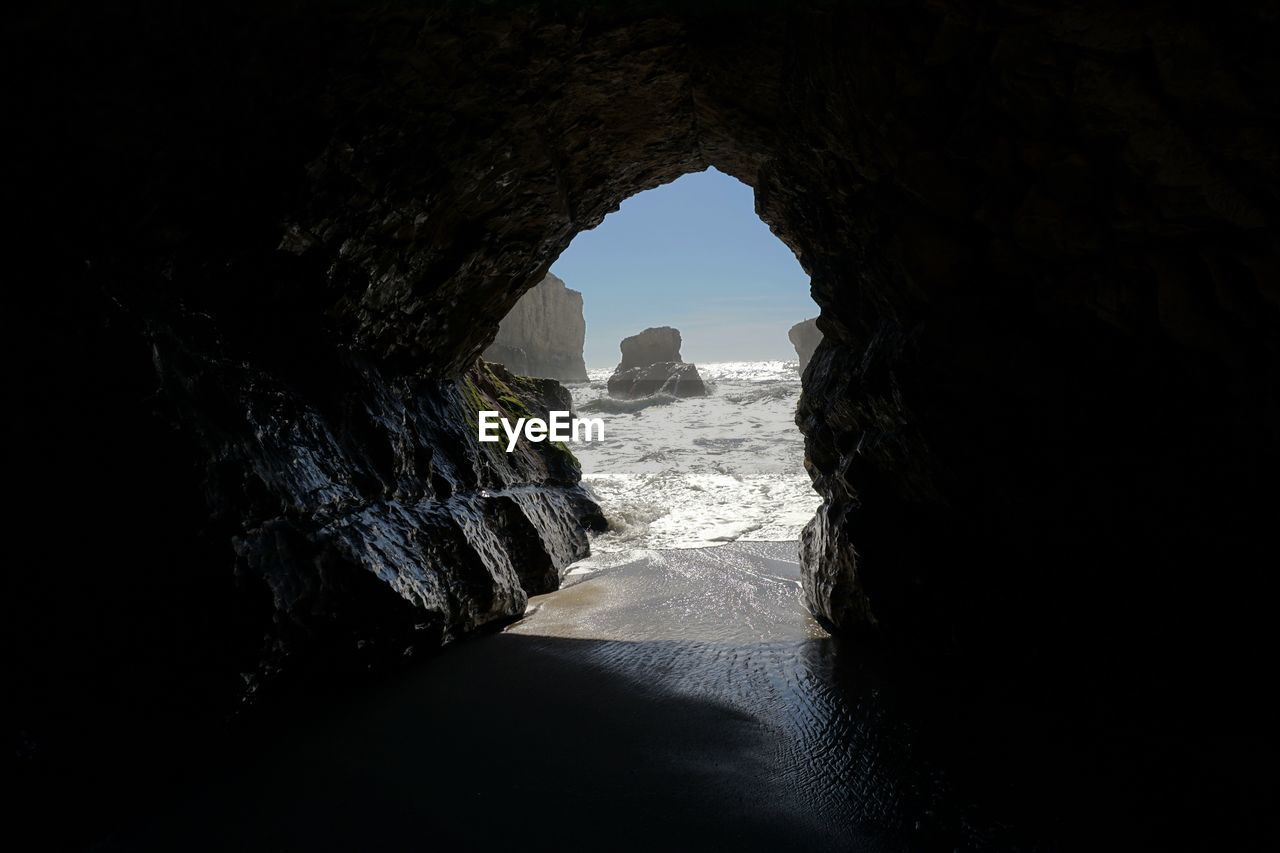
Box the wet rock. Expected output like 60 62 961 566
607 361 707 399
156 344 603 671
482 273 588 382
608 327 707 398
788 318 821 374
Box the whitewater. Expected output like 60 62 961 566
566 360 820 552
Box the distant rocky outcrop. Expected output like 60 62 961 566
483 273 588 381
788 318 822 373
618 325 682 370
607 326 707 398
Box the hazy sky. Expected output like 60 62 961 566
550 167 816 368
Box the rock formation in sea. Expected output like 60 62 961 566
607 326 708 398
788 318 822 373
619 324 683 370
482 273 589 381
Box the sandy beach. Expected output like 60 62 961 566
117 544 922 852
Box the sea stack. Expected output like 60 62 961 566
482 273 589 381
788 318 822 374
607 326 707 399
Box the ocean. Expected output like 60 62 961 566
566 360 820 554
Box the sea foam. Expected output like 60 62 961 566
570 361 820 551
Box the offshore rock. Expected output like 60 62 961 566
607 361 707 399
608 327 707 398
788 318 822 374
482 273 589 381
618 326 684 371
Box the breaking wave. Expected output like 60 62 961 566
577 394 679 414
571 361 820 550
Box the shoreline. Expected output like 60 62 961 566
118 542 900 852
112 541 1161 851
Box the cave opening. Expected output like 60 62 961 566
479 165 828 643
486 167 823 559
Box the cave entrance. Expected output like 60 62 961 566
485 167 823 556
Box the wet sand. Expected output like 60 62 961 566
118 544 926 852
112 542 1238 851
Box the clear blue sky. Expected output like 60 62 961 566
550 167 816 368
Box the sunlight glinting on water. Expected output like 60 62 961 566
568 360 821 553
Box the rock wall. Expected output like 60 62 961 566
788 318 821 373
482 273 588 381
160 347 603 663
11 291 603 845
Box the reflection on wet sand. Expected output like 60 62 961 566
509 543 920 848
119 543 939 851
127 543 1147 851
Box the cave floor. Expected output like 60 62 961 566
113 543 912 851
111 543 1171 852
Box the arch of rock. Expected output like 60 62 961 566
11 1 1278 839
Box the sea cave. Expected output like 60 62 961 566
10 2 1278 850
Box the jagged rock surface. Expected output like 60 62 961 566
482 273 588 381
608 326 707 398
618 326 684 371
11 287 605 844
788 318 822 374
607 361 707 399
157 341 604 680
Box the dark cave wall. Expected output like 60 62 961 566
242 0 1280 667
13 288 604 841
13 0 1279 673
159 340 603 666
770 4 1280 668
8 0 1280 842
